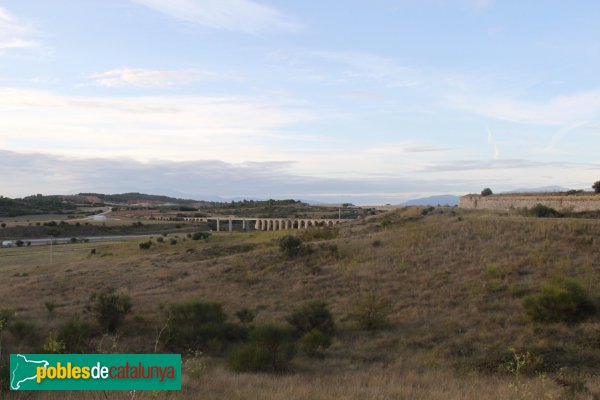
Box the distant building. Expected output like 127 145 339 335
459 193 600 212
2 240 14 247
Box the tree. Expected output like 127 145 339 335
593 181 600 193
91 291 132 333
286 301 335 337
481 188 493 197
278 235 303 258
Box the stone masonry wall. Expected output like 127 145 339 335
459 194 600 212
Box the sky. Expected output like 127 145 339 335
0 0 599 204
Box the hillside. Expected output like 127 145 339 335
1 207 600 398
0 194 77 217
0 193 374 221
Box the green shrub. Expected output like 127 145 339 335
163 301 245 353
0 310 13 328
8 318 36 343
44 301 56 314
228 324 296 373
58 317 97 352
379 216 392 227
529 204 562 218
235 308 256 324
523 275 596 324
350 291 392 330
192 232 210 240
421 206 435 216
91 291 132 333
286 301 335 337
299 328 331 357
278 235 303 258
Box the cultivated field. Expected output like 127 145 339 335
2 207 600 399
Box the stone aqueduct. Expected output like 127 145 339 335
153 216 349 232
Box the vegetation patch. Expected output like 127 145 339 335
523 275 596 324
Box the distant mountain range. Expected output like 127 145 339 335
402 195 459 206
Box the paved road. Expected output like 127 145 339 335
1 233 159 248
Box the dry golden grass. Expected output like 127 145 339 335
2 206 600 398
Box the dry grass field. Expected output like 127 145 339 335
2 206 600 399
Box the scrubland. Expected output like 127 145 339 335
2 206 600 399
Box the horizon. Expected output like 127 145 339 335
1 1 599 203
3 186 593 207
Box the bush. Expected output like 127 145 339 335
593 181 600 193
421 206 435 216
379 216 392 227
278 235 303 258
228 324 296 373
523 275 596 324
8 318 36 343
139 241 152 249
481 188 493 196
300 328 331 357
44 301 56 314
235 308 256 324
529 204 562 218
15 240 24 247
286 301 335 337
192 232 210 240
156 236 164 243
163 301 245 353
42 331 66 354
91 291 132 333
350 291 392 330
58 317 97 352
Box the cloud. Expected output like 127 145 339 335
532 122 588 154
310 51 418 87
0 150 473 203
0 88 314 162
366 141 452 155
338 91 382 100
131 0 300 34
449 89 600 126
486 128 499 159
0 7 39 50
86 68 213 88
1 150 596 204
420 159 570 172
264 50 419 88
